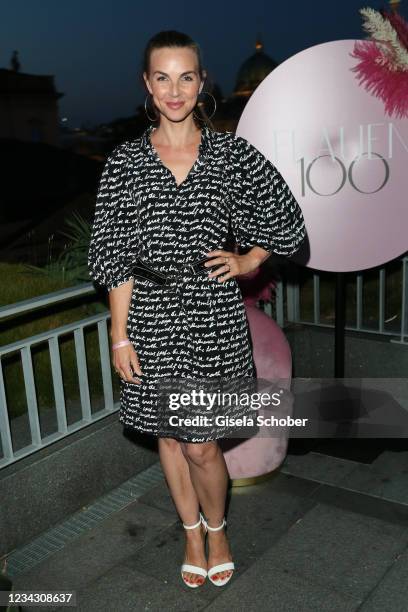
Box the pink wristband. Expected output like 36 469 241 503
112 339 131 350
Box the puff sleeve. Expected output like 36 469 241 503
226 135 306 257
88 144 139 292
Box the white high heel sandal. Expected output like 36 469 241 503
181 512 208 588
203 516 235 586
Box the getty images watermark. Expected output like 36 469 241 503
155 377 408 441
165 386 306 427
156 376 301 440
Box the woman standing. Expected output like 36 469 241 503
88 30 306 588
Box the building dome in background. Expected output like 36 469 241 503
233 38 278 97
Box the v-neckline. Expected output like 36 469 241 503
149 127 203 189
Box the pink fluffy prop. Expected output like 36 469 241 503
386 11 408 51
223 272 292 480
350 40 408 118
350 9 408 119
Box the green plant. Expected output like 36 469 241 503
22 211 93 286
0 209 114 417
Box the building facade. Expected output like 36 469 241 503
0 68 63 146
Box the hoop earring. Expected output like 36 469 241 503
144 94 159 122
193 90 217 121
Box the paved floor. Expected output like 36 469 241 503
9 438 408 612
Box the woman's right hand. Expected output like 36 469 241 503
112 341 143 384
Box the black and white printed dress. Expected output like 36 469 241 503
87 123 306 442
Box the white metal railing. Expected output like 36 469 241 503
0 284 118 468
281 254 408 345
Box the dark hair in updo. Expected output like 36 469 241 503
141 30 213 128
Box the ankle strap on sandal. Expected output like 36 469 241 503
202 516 226 531
182 512 205 530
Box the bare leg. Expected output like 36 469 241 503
182 441 233 582
157 437 207 585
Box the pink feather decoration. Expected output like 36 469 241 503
350 40 408 118
385 11 408 51
350 10 408 119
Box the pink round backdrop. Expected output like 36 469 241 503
237 39 408 272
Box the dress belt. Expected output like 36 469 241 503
129 255 223 287
130 255 225 376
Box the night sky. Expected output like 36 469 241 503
2 0 406 128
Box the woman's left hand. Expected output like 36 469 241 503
204 248 267 283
